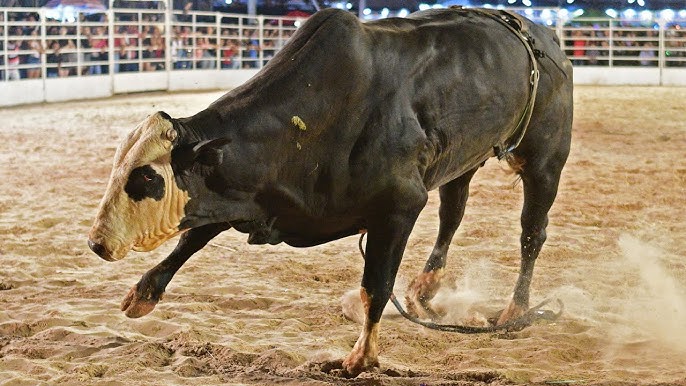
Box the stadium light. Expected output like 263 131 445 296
623 8 636 18
522 0 532 6
567 0 574 4
418 3 431 10
398 8 410 17
605 9 618 18
637 0 645 6
640 10 652 20
658 9 674 21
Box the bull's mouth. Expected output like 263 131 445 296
87 238 131 262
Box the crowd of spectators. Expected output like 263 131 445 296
0 7 297 81
563 24 686 67
2 6 686 81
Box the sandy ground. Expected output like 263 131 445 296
1 85 685 386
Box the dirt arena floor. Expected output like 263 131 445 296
1 85 685 385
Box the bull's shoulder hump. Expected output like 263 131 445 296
304 8 361 33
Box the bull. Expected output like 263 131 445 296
88 7 572 375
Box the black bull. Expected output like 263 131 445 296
90 8 572 375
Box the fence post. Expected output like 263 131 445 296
76 14 82 77
2 9 7 81
258 14 263 69
108 8 115 93
165 0 172 89
658 19 665 86
39 7 46 100
608 20 614 67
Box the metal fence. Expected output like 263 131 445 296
2 6 686 82
0 7 302 80
561 18 686 67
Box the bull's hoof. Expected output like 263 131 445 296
405 269 444 320
120 284 161 318
495 299 527 326
341 351 379 378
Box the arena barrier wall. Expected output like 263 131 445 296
1 7 685 107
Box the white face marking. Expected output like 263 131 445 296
89 113 190 261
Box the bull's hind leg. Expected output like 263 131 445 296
497 152 568 325
406 167 478 319
121 222 230 318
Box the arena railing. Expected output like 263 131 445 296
561 17 686 68
1 7 685 105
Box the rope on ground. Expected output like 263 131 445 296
358 233 564 333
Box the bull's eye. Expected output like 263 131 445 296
124 165 165 202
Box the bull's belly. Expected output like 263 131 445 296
253 215 364 248
422 146 493 191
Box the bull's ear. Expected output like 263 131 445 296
173 138 231 171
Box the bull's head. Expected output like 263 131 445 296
88 112 228 261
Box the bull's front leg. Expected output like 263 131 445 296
342 190 426 376
121 222 230 318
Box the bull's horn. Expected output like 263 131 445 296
165 128 178 142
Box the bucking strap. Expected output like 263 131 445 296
457 7 542 159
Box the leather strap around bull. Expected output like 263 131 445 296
454 7 542 159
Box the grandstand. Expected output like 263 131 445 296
1 0 685 106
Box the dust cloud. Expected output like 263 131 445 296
611 234 686 351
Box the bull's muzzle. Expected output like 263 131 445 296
88 239 114 261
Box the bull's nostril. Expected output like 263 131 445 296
88 239 107 258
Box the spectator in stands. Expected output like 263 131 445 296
55 26 77 76
46 41 62 78
80 26 92 75
25 30 44 79
571 30 586 66
115 25 139 72
171 29 190 69
88 26 108 75
614 31 639 66
195 36 216 69
6 39 21 80
585 41 600 66
60 39 77 77
220 38 240 69
639 42 657 67
242 29 260 69
22 13 38 36
146 27 165 71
